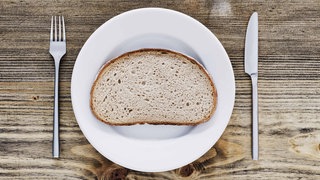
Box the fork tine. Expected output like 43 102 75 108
50 16 66 42
62 16 66 41
58 16 61 41
54 16 57 41
50 16 53 41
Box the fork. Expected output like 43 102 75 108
49 16 66 158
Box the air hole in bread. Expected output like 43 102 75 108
118 79 121 84
103 95 108 102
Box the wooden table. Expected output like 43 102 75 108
1 0 320 179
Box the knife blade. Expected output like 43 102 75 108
244 12 259 160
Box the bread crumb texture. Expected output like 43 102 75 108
91 49 216 125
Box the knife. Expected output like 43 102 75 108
245 12 259 160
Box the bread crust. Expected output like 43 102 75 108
90 48 217 126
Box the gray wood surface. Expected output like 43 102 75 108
1 0 320 179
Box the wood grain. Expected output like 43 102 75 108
1 0 320 179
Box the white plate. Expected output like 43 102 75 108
71 8 235 172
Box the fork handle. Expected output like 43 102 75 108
53 61 60 158
251 74 259 160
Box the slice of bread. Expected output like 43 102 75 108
90 49 217 125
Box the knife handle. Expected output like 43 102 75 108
251 74 259 160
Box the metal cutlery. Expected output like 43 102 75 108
49 16 66 158
244 12 259 160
